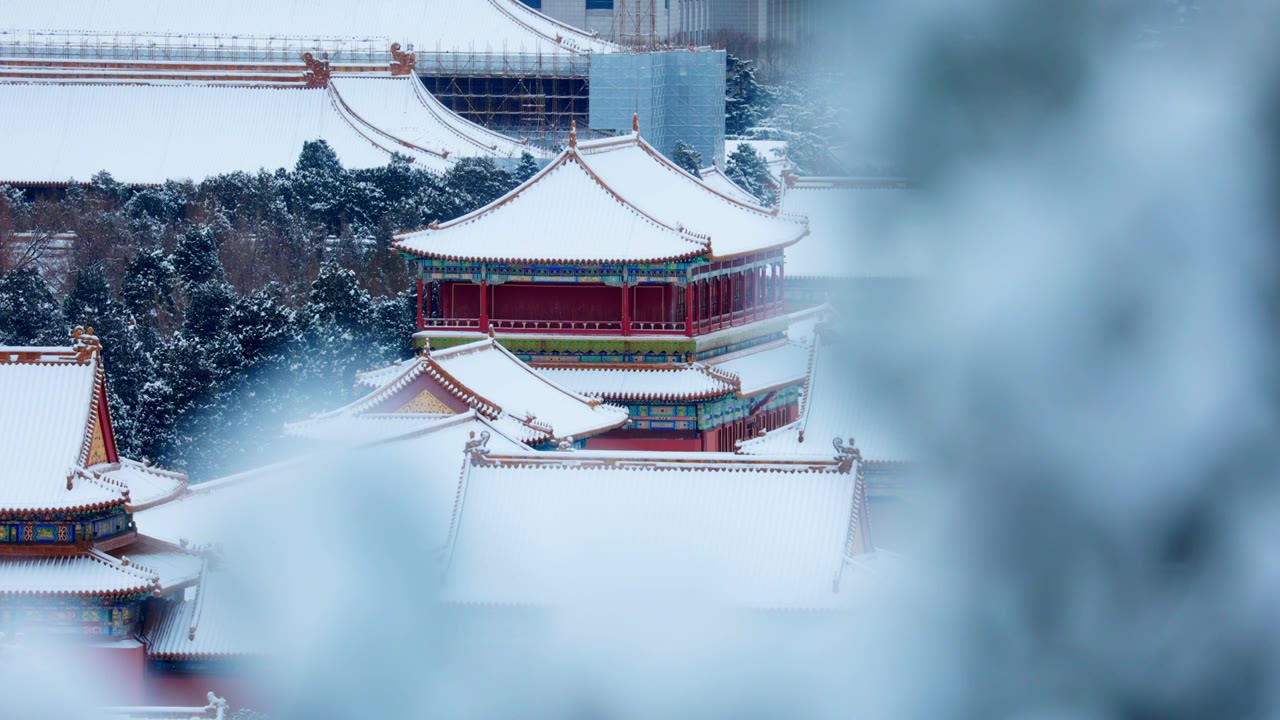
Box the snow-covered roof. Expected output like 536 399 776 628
537 363 738 402
698 164 764 206
0 346 130 514
0 551 158 597
781 181 932 280
95 459 187 511
738 330 913 464
0 80 459 185
1 0 618 56
394 131 807 263
430 340 628 440
137 413 528 549
330 74 546 160
144 569 266 660
309 341 627 443
440 442 873 608
118 538 205 594
708 340 811 396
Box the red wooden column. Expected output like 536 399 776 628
622 281 632 336
777 263 785 314
478 278 490 333
685 282 694 337
415 277 425 330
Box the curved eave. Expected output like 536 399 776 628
393 245 707 266
393 150 710 265
327 81 451 162
705 225 809 262
0 498 128 517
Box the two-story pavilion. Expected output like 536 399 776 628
392 118 811 450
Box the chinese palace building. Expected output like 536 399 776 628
0 331 262 709
392 119 812 451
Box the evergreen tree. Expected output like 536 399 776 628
172 225 225 286
725 54 772 137
121 247 177 329
725 144 778 206
0 268 65 345
671 141 704 178
514 152 541 184
292 140 347 231
441 158 515 219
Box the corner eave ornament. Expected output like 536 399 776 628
834 436 861 473
72 326 101 362
464 430 491 465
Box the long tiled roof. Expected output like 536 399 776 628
331 74 546 160
118 538 205 594
0 551 158 597
0 345 129 514
440 443 873 608
708 340 811 396
537 363 738 402
0 81 457 185
781 181 931 280
738 329 913 464
137 413 529 549
394 132 807 263
2 0 617 56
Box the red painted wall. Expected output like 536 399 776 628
146 674 267 713
88 643 149 705
492 283 621 322
443 282 480 318
585 435 703 452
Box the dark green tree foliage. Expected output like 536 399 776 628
725 144 778 206
670 141 704 178
121 247 177 327
725 54 772 137
172 225 225 285
291 140 347 230
0 269 65 345
440 158 515 219
514 152 541 184
1 143 530 479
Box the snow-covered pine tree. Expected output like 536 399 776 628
514 152 541 184
670 141 704 178
0 268 65 345
725 144 778 206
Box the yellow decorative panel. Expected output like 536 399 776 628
394 389 455 415
86 415 109 466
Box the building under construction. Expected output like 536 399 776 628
1 0 726 162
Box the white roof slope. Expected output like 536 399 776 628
739 332 913 464
144 569 267 659
0 354 128 513
0 552 158 596
441 448 872 608
781 183 932 280
95 459 187 511
0 82 453 185
137 413 528 549
331 75 545 160
2 0 617 56
699 164 764 206
709 340 811 396
395 133 807 263
538 364 737 401
291 341 625 443
430 340 628 440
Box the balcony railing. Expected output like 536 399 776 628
490 318 622 333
